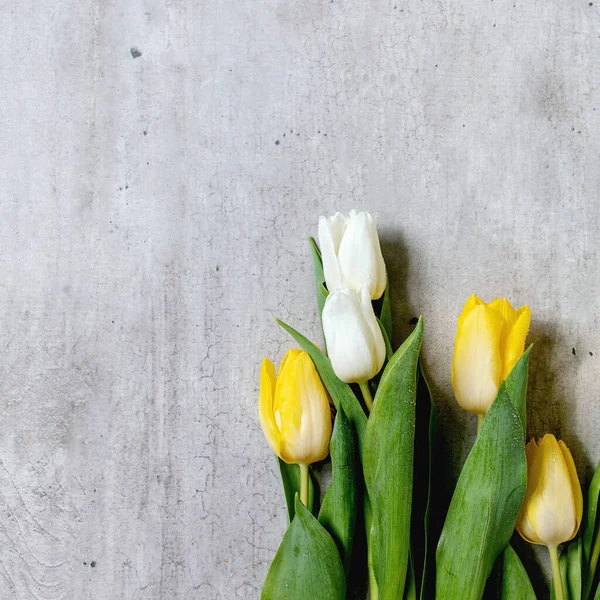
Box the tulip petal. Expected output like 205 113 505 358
559 440 584 536
502 306 531 380
360 285 386 375
318 214 346 294
323 288 383 383
452 303 504 415
524 434 578 546
258 358 281 458
337 211 386 300
489 297 518 328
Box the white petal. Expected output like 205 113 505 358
337 211 386 299
322 288 382 383
318 214 346 293
360 285 386 373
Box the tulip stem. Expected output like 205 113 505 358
299 464 309 507
477 414 484 434
549 545 565 600
359 382 373 413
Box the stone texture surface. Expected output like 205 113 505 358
0 0 599 598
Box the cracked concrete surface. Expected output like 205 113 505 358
0 0 599 598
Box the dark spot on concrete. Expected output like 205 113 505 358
143 130 147 136
146 161 150 165
463 124 465 127
90 561 97 568
130 48 142 59
435 64 438 67
409 317 419 325
125 184 129 189
275 140 280 145
318 130 321 134
590 2 593 6
283 133 286 137
83 562 87 566
324 133 327 136
590 351 594 356
290 129 293 133
572 347 577 356
493 23 496 27
216 265 220 272
296 133 300 136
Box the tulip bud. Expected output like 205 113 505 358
318 210 387 300
516 434 583 547
322 286 386 384
258 349 332 465
451 295 531 415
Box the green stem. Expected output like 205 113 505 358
359 381 374 413
584 529 600 599
299 464 309 507
549 545 565 600
477 414 484 435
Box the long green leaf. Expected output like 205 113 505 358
278 459 315 520
276 318 367 455
504 345 532 441
309 236 328 318
379 279 392 343
415 359 437 600
435 384 527 600
404 553 417 600
261 495 346 600
319 406 357 576
377 318 393 361
363 317 423 599
584 462 600 562
568 537 583 600
501 544 537 600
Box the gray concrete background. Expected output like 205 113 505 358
1 0 599 598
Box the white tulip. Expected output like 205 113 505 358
318 210 387 300
322 286 386 384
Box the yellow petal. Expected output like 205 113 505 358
559 440 583 538
457 295 485 327
522 434 578 546
488 297 518 328
502 306 531 379
273 350 304 463
258 358 281 458
452 301 503 415
517 439 543 544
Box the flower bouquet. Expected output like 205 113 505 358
256 210 598 600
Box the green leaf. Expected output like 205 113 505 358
504 345 532 441
278 459 315 520
261 495 346 600
319 406 357 576
379 279 392 343
584 462 600 562
377 318 393 361
501 544 537 600
414 359 437 600
276 318 367 455
309 236 328 318
568 537 583 600
363 317 424 599
404 553 417 600
435 384 527 600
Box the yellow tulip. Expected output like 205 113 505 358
258 349 332 466
516 435 582 600
516 434 583 547
451 295 531 415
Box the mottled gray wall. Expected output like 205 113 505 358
0 0 599 598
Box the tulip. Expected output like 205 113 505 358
451 295 531 418
322 286 386 409
318 210 387 300
258 349 332 505
516 434 582 600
